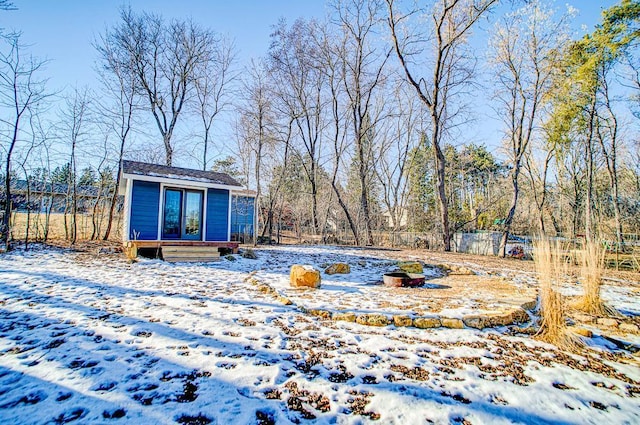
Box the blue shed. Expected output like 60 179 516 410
120 160 256 260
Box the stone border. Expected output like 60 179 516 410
301 307 532 330
245 272 536 331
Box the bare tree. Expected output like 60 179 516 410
94 26 139 240
313 17 362 244
58 87 91 244
108 8 215 166
490 0 571 255
0 33 49 250
236 59 276 244
269 18 328 235
376 84 423 237
387 0 497 251
194 36 237 171
524 141 556 234
334 0 391 245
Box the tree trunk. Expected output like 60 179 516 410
103 164 122 241
433 140 450 251
500 166 520 257
584 95 597 243
164 133 173 167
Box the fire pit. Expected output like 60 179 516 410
383 272 425 287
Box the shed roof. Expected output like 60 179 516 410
122 160 242 188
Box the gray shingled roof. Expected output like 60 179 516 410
122 160 243 187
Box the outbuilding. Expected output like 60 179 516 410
120 160 256 261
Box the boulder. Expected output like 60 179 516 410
398 261 423 274
324 263 351 275
290 265 321 289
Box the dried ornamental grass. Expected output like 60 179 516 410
533 237 581 350
574 241 618 316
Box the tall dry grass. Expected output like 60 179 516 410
533 237 580 350
574 240 618 316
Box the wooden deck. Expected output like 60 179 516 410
124 240 239 261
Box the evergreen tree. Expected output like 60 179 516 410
78 167 97 187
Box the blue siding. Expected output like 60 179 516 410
231 196 255 241
206 188 229 241
130 180 160 240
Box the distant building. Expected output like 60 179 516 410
382 208 408 229
4 179 109 213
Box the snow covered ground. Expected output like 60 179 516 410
0 245 638 424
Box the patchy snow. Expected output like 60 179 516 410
0 245 638 424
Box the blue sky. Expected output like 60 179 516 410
3 0 623 168
6 1 617 94
6 1 327 91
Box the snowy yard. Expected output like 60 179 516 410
0 245 639 424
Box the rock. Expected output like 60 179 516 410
398 261 423 274
462 310 528 329
393 315 413 327
241 248 257 259
463 314 505 329
356 314 389 327
276 296 293 306
572 327 593 338
413 317 441 329
257 284 274 294
324 263 351 275
520 300 538 311
572 313 595 323
448 265 475 275
307 309 331 319
619 323 640 333
225 254 237 261
596 318 619 328
437 264 475 275
441 318 465 329
290 265 321 289
510 308 530 324
333 312 357 322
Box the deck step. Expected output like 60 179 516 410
162 255 221 263
161 246 222 262
162 246 222 254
